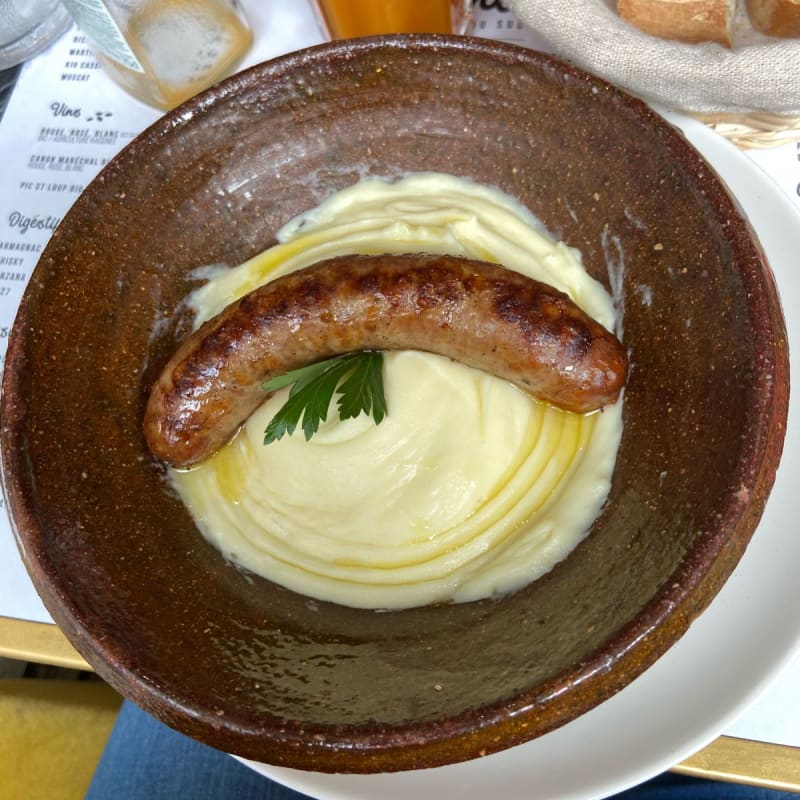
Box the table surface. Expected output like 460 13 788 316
1 2 799 797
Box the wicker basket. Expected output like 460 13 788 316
692 113 800 149
507 0 800 150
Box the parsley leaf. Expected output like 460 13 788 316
262 352 387 444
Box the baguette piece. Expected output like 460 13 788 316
617 0 736 46
746 0 800 36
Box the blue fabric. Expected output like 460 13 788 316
85 701 796 799
612 772 795 799
85 701 313 799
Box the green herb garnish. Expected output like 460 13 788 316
261 351 387 445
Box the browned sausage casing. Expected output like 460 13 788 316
144 254 627 466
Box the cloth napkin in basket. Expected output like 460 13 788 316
508 0 800 115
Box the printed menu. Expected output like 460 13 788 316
0 2 324 624
0 31 160 624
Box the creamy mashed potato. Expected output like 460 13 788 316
172 174 623 609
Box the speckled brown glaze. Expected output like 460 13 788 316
0 36 789 773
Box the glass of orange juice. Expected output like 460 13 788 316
311 0 473 39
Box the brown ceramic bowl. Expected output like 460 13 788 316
0 36 789 773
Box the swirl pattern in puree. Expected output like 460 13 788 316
171 173 623 609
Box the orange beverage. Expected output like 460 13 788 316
313 0 471 38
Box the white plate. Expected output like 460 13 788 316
243 113 800 800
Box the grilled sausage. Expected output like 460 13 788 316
144 253 627 466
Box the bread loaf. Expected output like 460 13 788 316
746 0 800 36
617 0 736 46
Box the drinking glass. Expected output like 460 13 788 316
312 0 473 39
0 0 72 69
60 0 252 109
